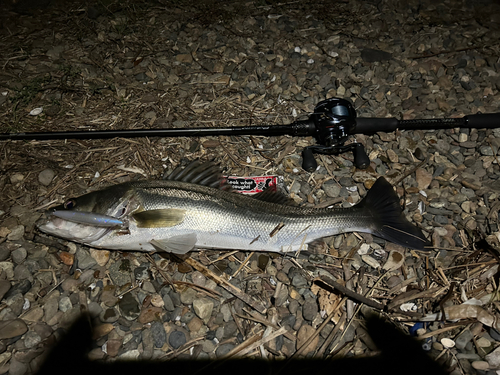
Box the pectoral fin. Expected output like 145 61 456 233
132 208 186 228
150 233 197 254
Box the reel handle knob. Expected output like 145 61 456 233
353 143 370 169
301 147 317 172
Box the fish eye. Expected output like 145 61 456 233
64 199 76 209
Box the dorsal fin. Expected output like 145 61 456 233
252 188 298 206
164 160 230 190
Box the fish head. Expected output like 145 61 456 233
37 184 134 244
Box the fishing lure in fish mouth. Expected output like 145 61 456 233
37 160 431 254
51 210 124 227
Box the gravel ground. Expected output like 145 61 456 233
1 0 500 374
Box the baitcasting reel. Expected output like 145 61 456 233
300 98 370 172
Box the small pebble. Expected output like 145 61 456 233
441 338 455 349
168 330 186 349
38 169 55 186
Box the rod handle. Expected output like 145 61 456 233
353 118 399 134
466 113 500 129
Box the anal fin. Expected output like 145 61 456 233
150 233 197 254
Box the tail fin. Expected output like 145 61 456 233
357 177 430 251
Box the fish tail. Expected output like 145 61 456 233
357 177 430 251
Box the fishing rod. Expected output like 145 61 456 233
1 98 499 172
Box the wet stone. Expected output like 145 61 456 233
216 343 235 358
141 329 154 360
180 287 198 305
296 324 319 356
5 294 24 316
322 180 341 198
106 338 122 358
222 321 238 340
180 311 196 324
119 293 140 321
9 357 28 375
0 280 11 301
291 274 308 289
11 248 27 265
134 266 149 281
162 293 175 311
138 306 162 324
38 169 55 186
276 271 290 284
88 301 103 318
109 259 134 286
490 328 500 341
220 304 232 322
202 339 216 353
7 226 24 241
191 271 206 287
0 245 10 262
193 298 214 323
61 278 82 292
100 308 119 323
274 284 288 307
169 330 186 349
151 321 166 348
58 296 72 312
188 316 203 334
23 331 41 349
302 296 318 321
75 248 97 270
455 329 473 350
0 319 27 339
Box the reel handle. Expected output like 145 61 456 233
301 142 370 172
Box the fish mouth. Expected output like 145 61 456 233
36 212 111 243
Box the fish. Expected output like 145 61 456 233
37 161 430 254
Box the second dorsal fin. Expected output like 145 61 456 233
251 188 297 206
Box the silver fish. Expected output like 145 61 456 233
37 161 430 254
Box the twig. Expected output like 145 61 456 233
316 308 347 357
291 306 340 359
172 280 221 299
238 310 296 342
232 252 254 278
220 330 264 359
387 286 446 311
314 276 385 311
184 257 267 314
328 272 387 355
391 156 428 186
160 337 205 360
